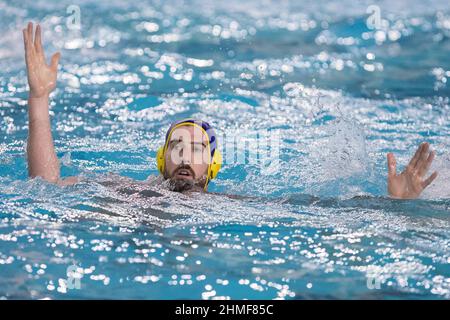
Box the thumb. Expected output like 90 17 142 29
50 52 60 71
387 152 397 177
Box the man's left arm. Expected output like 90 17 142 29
386 142 438 199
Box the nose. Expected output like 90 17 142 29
179 146 191 165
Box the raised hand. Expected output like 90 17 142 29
387 142 438 199
23 22 60 99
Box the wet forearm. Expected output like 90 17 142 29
27 95 60 182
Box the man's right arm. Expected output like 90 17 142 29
24 22 78 185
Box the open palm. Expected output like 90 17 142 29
387 142 438 199
23 22 60 99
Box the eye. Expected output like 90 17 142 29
193 144 204 153
172 142 183 151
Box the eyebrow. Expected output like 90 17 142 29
169 139 207 148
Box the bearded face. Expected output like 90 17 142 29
163 126 210 192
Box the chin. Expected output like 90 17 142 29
167 177 208 193
168 178 195 192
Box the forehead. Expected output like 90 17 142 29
169 125 209 143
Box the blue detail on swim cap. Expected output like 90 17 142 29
165 119 217 159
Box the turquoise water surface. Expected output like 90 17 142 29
0 0 449 299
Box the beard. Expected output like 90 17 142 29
165 164 206 192
167 178 196 192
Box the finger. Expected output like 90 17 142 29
23 28 33 67
387 152 397 177
28 22 34 44
407 142 425 170
23 28 29 56
415 142 429 170
418 150 435 176
34 24 46 62
26 22 36 58
422 171 438 189
50 52 60 72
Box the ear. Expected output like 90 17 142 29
156 147 165 174
209 150 222 179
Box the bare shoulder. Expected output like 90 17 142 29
57 176 80 186
98 174 163 197
208 192 259 201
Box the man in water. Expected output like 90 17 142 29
22 22 438 199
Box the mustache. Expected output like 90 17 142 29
171 164 196 178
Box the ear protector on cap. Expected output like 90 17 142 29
208 148 222 179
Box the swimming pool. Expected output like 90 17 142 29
0 0 449 299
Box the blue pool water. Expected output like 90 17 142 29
0 0 449 299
